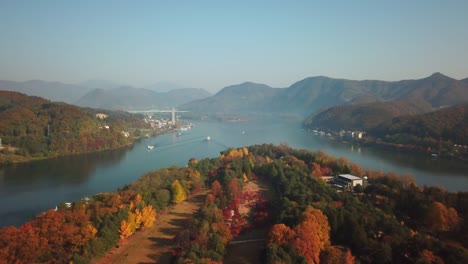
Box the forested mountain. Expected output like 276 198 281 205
181 73 468 116
0 80 93 103
180 82 281 114
303 100 433 131
0 91 149 163
75 86 211 110
370 103 468 146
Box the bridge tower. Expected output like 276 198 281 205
171 107 176 125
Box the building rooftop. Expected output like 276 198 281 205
338 174 362 181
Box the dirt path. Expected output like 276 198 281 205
93 192 206 264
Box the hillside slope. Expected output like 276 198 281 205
303 100 433 131
0 91 149 162
180 82 282 114
370 103 468 146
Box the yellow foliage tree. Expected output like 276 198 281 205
141 205 156 228
171 180 187 204
243 172 249 183
129 193 143 210
134 209 143 229
119 220 133 239
242 147 249 155
127 211 138 233
83 224 97 241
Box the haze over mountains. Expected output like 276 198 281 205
75 86 211 110
1 73 467 115
0 80 212 111
0 80 94 104
181 73 468 116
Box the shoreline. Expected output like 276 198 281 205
0 128 179 166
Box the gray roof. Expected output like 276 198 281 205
338 174 362 181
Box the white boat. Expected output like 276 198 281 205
147 145 155 150
206 136 211 141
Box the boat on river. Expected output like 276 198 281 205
147 145 155 150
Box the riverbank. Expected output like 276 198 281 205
0 127 178 166
309 131 468 162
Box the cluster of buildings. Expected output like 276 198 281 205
339 130 365 140
144 115 176 129
311 129 365 140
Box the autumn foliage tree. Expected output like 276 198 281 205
425 201 461 232
321 246 355 264
211 180 223 198
0 209 98 264
171 179 187 204
293 207 331 264
141 205 156 228
267 224 296 245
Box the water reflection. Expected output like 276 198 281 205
0 147 129 188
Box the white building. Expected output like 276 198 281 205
335 174 363 188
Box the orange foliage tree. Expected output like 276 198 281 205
425 201 461 232
321 246 355 264
211 180 223 198
311 162 323 178
293 207 331 264
267 224 296 245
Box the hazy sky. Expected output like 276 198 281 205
1 0 467 91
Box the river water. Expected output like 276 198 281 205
1 119 467 227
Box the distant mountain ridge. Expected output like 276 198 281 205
75 86 212 110
0 80 211 110
181 73 468 116
181 82 281 114
2 73 467 114
0 80 93 103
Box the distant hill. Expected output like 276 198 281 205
0 80 92 103
0 91 149 163
181 73 468 116
370 103 468 145
164 88 212 106
75 86 211 110
78 80 121 90
303 100 433 131
180 82 281 114
144 81 187 92
75 87 164 110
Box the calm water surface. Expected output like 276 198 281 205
1 119 467 227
